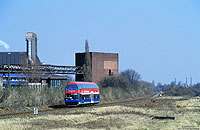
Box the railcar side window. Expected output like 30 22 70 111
82 95 90 99
72 94 78 99
94 94 100 99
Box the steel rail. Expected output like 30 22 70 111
0 96 151 118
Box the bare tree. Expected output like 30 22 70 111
19 56 42 84
120 69 141 87
27 64 42 83
83 40 92 82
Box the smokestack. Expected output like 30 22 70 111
186 77 188 86
85 40 89 53
26 32 37 64
175 78 176 85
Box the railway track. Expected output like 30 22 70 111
0 96 151 119
0 95 190 119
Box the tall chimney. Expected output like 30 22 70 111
186 77 188 86
190 77 192 86
26 32 37 64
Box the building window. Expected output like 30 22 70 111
109 69 113 76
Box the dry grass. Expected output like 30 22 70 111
0 96 200 130
0 87 65 111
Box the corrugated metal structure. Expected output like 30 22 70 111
76 52 118 83
0 52 27 64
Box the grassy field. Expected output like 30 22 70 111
0 96 200 130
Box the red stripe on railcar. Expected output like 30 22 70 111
65 89 99 94
65 90 79 94
79 89 99 93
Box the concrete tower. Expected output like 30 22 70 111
26 32 37 64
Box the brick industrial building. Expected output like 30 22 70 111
76 52 119 83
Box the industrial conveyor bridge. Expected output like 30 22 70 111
0 64 83 75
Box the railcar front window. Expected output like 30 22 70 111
66 94 78 100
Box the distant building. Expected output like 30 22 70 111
0 52 28 65
76 52 118 83
0 74 27 87
0 73 68 88
41 74 68 88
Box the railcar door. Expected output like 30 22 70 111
81 94 84 103
91 91 94 103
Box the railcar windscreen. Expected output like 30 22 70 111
66 85 78 90
77 84 99 89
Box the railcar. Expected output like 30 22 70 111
65 82 100 106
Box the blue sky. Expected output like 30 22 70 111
0 0 200 84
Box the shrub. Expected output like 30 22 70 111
99 75 155 102
164 85 195 96
99 76 130 89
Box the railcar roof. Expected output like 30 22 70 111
68 82 96 85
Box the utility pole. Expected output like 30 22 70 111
8 65 10 88
7 53 11 88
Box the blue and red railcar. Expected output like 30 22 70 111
65 82 100 106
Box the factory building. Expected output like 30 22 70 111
0 52 27 65
76 52 119 83
0 32 67 88
0 32 40 65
